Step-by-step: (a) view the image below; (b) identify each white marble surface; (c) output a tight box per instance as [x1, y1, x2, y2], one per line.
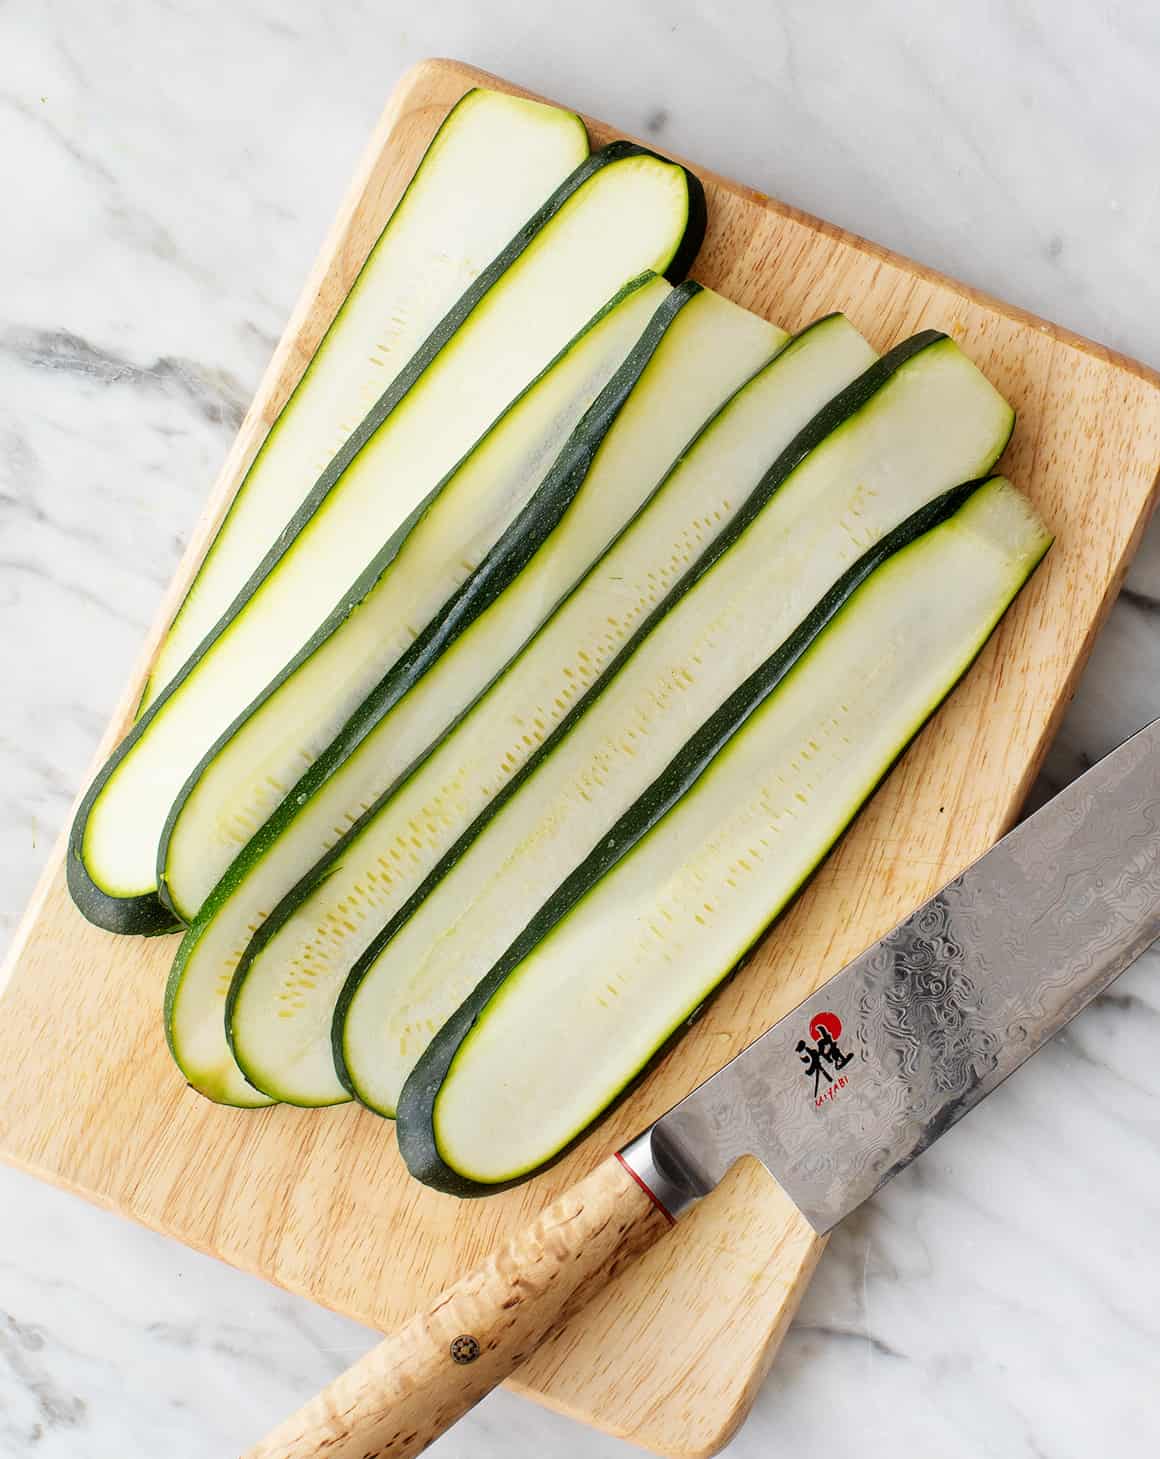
[2, 2, 1159, 1455]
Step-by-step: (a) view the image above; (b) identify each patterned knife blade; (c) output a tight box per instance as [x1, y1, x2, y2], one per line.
[623, 716, 1160, 1232]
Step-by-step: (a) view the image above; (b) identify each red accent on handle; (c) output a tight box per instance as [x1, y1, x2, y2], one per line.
[615, 1151, 676, 1226]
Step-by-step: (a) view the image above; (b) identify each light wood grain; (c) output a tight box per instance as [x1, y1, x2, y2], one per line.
[514, 1158, 822, 1457]
[244, 1155, 669, 1459]
[2, 57, 1159, 1459]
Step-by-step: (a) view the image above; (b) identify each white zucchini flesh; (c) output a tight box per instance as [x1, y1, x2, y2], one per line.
[143, 89, 589, 710]
[423, 479, 1051, 1184]
[233, 314, 879, 1108]
[195, 291, 787, 1107]
[161, 274, 674, 921]
[340, 334, 1015, 1118]
[80, 149, 696, 902]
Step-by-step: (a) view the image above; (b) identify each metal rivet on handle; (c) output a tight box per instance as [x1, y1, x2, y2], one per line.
[450, 1334, 481, 1365]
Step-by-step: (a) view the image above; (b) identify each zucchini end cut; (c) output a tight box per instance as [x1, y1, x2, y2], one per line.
[592, 141, 706, 287]
[67, 813, 180, 937]
[164, 925, 277, 1108]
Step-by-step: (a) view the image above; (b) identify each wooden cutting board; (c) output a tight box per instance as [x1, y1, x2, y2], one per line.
[3, 58, 1160, 1458]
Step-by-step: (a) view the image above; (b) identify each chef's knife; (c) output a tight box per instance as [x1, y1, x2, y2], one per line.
[244, 716, 1160, 1459]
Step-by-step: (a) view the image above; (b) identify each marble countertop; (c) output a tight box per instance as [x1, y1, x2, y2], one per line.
[2, 3, 1159, 1456]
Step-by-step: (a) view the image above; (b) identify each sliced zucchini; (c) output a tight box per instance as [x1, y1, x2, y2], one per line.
[338, 331, 1015, 1120]
[230, 313, 879, 1110]
[398, 476, 1051, 1192]
[141, 89, 591, 713]
[159, 273, 675, 923]
[70, 141, 705, 935]
[171, 286, 787, 1106]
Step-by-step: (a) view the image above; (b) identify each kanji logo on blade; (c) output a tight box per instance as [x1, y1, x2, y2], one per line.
[796, 1011, 854, 1107]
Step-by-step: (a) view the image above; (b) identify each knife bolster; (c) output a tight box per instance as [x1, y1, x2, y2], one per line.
[619, 1124, 713, 1220]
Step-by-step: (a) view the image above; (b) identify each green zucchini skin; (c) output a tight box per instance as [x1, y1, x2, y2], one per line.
[68, 822, 180, 937]
[329, 326, 976, 1100]
[156, 273, 677, 924]
[68, 141, 706, 937]
[396, 477, 1050, 1197]
[165, 281, 704, 1100]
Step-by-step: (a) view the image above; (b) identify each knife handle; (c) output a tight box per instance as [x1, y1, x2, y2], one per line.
[240, 1153, 672, 1459]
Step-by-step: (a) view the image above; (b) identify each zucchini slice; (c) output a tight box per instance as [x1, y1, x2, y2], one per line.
[171, 286, 786, 1106]
[230, 313, 879, 1110]
[159, 272, 675, 923]
[141, 89, 591, 712]
[398, 476, 1051, 1193]
[70, 141, 705, 935]
[337, 331, 1015, 1120]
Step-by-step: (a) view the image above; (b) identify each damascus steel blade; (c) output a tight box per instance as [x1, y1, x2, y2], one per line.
[625, 717, 1160, 1232]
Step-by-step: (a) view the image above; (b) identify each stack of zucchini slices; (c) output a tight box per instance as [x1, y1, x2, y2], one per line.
[70, 87, 1051, 1193]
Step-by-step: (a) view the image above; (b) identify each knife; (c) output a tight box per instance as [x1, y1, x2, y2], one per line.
[243, 716, 1160, 1459]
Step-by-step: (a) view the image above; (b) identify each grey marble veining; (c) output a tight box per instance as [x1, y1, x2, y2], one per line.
[1, 2, 1159, 1455]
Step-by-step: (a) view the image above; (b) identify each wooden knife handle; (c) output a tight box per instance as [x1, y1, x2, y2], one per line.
[241, 1153, 671, 1459]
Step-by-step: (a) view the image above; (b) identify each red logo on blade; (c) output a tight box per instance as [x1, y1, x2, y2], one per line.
[808, 1011, 843, 1044]
[797, 1010, 854, 1108]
